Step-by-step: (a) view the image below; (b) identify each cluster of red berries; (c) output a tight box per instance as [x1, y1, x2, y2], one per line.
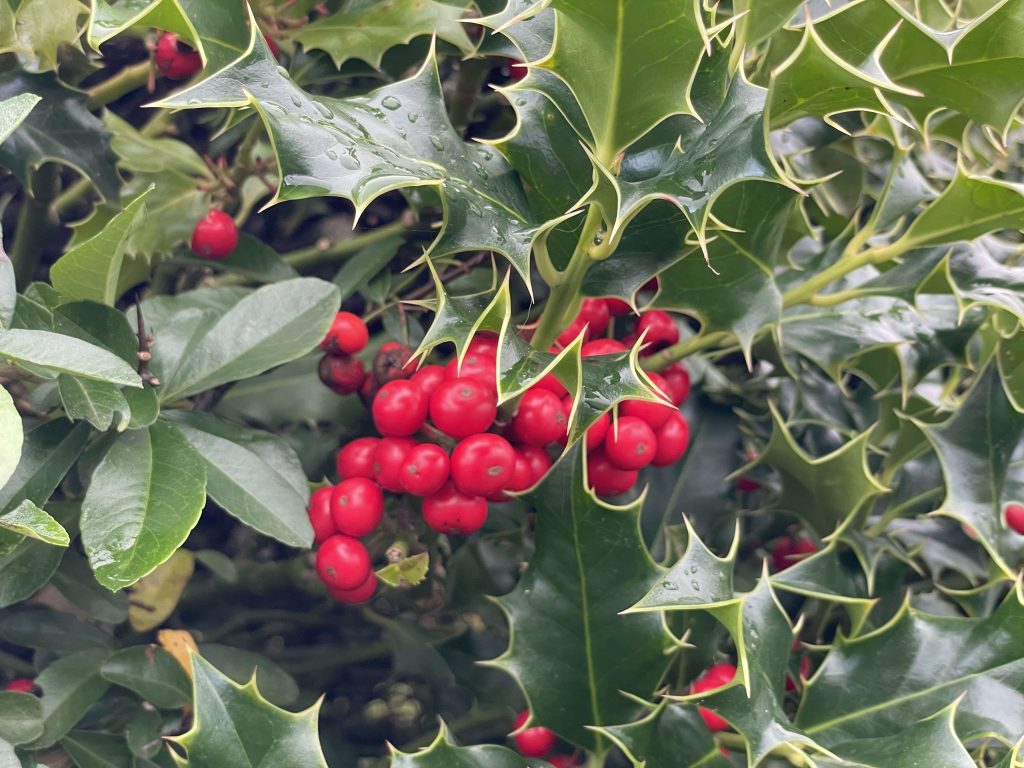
[510, 710, 577, 765]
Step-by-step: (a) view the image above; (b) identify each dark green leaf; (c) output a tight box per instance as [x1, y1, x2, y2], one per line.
[596, 702, 730, 768]
[101, 646, 192, 710]
[51, 551, 130, 624]
[0, 607, 112, 651]
[62, 730, 134, 768]
[333, 234, 403, 304]
[389, 723, 537, 767]
[0, 329, 141, 387]
[26, 649, 111, 749]
[0, 419, 90, 515]
[197, 644, 299, 708]
[0, 692, 43, 746]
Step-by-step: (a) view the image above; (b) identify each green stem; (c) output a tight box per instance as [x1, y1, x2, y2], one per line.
[448, 58, 492, 136]
[9, 164, 60, 289]
[781, 241, 905, 309]
[49, 177, 92, 218]
[283, 220, 407, 271]
[86, 60, 152, 108]
[644, 330, 730, 371]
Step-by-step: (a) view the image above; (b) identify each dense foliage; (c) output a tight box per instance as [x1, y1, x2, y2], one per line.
[1, 1, 1023, 766]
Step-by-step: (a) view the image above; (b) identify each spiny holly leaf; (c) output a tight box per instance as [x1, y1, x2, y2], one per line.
[287, 0, 474, 69]
[156, 35, 545, 288]
[752, 405, 887, 537]
[389, 722, 543, 767]
[771, 543, 875, 635]
[796, 585, 1024, 746]
[914, 365, 1024, 577]
[732, 0, 804, 53]
[0, 499, 70, 547]
[0, 93, 40, 145]
[489, 445, 669, 752]
[594, 702, 731, 768]
[539, 0, 708, 163]
[478, 0, 554, 63]
[168, 652, 328, 768]
[0, 71, 120, 200]
[0, 0, 86, 73]
[999, 333, 1024, 414]
[946, 242, 1024, 322]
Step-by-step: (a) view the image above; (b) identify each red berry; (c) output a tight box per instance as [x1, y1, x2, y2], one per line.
[581, 338, 627, 357]
[315, 535, 371, 591]
[451, 434, 517, 496]
[321, 312, 369, 356]
[556, 317, 588, 348]
[604, 416, 657, 471]
[518, 444, 552, 485]
[318, 354, 365, 395]
[374, 342, 415, 383]
[154, 33, 202, 80]
[1006, 503, 1024, 535]
[336, 437, 379, 480]
[507, 59, 528, 81]
[330, 478, 384, 537]
[400, 444, 450, 496]
[263, 33, 281, 59]
[411, 364, 446, 399]
[467, 332, 499, 358]
[635, 310, 679, 352]
[308, 486, 336, 545]
[509, 388, 567, 447]
[652, 412, 690, 467]
[512, 710, 556, 758]
[373, 437, 416, 492]
[605, 298, 632, 316]
[535, 371, 568, 398]
[190, 209, 238, 260]
[330, 571, 376, 605]
[585, 411, 610, 451]
[430, 378, 498, 439]
[737, 474, 761, 493]
[662, 362, 691, 405]
[4, 679, 35, 694]
[422, 482, 488, 535]
[586, 449, 639, 497]
[372, 380, 428, 437]
[786, 654, 812, 692]
[578, 298, 610, 336]
[772, 538, 817, 572]
[548, 757, 578, 768]
[489, 449, 536, 502]
[445, 353, 497, 393]
[620, 388, 674, 430]
[691, 664, 736, 732]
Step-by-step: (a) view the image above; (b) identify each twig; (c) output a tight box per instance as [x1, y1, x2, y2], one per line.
[134, 301, 160, 387]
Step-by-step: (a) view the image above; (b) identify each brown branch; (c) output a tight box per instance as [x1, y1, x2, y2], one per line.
[134, 301, 160, 387]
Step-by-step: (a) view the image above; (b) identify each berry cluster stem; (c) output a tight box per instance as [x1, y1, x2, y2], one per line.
[781, 239, 906, 308]
[86, 60, 152, 109]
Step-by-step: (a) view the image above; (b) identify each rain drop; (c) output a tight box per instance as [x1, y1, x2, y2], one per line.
[314, 101, 334, 119]
[661, 581, 679, 591]
[381, 95, 402, 111]
[429, 136, 445, 151]
[407, 112, 419, 123]
[325, 149, 338, 160]
[290, 94, 302, 108]
[276, 65, 289, 78]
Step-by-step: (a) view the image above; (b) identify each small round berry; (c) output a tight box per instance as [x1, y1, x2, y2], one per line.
[400, 444, 450, 497]
[422, 482, 488, 535]
[556, 317, 587, 348]
[374, 342, 414, 383]
[1005, 503, 1024, 535]
[652, 412, 690, 467]
[373, 437, 416, 492]
[691, 664, 736, 732]
[620, 373, 675, 429]
[315, 535, 371, 591]
[512, 710, 556, 758]
[547, 757, 579, 768]
[509, 388, 567, 447]
[411, 364, 446, 399]
[586, 449, 639, 497]
[154, 33, 202, 80]
[605, 297, 633, 316]
[321, 312, 369, 356]
[190, 209, 238, 260]
[451, 434, 517, 496]
[771, 538, 817, 572]
[535, 371, 568, 398]
[467, 332, 499, 358]
[336, 437, 380, 480]
[308, 486, 337, 545]
[581, 338, 627, 357]
[430, 378, 498, 439]
[263, 33, 281, 59]
[330, 571, 377, 605]
[372, 380, 428, 437]
[518, 444, 552, 485]
[506, 59, 528, 81]
[662, 362, 691, 405]
[318, 354, 365, 395]
[635, 310, 679, 352]
[330, 478, 384, 537]
[4, 678, 35, 694]
[585, 411, 610, 451]
[604, 416, 657, 471]
[578, 298, 611, 337]
[489, 449, 535, 502]
[445, 353, 497, 393]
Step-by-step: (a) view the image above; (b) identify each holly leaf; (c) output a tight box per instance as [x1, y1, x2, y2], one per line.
[0, 0, 87, 73]
[0, 499, 69, 547]
[390, 722, 542, 767]
[0, 93, 41, 145]
[489, 445, 669, 752]
[946, 242, 1024, 322]
[595, 702, 731, 768]
[733, 0, 804, 52]
[0, 71, 120, 201]
[771, 543, 876, 635]
[288, 0, 474, 69]
[999, 334, 1024, 414]
[796, 586, 1024, 746]
[168, 652, 328, 768]
[81, 421, 207, 591]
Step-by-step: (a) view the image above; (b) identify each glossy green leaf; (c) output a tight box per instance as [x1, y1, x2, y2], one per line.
[0, 0, 86, 73]
[733, 0, 803, 51]
[0, 247, 13, 331]
[81, 421, 207, 591]
[0, 94, 41, 145]
[389, 722, 539, 767]
[0, 692, 43, 746]
[0, 607, 112, 651]
[490, 446, 668, 752]
[999, 333, 1024, 413]
[101, 646, 192, 709]
[168, 652, 327, 768]
[166, 412, 312, 548]
[0, 329, 141, 387]
[0, 419, 90, 515]
[771, 543, 875, 634]
[197, 644, 300, 708]
[62, 730, 134, 768]
[946, 243, 1024, 322]
[0, 386, 22, 491]
[57, 376, 131, 433]
[51, 551, 130, 624]
[595, 702, 730, 768]
[52, 301, 139, 365]
[0, 500, 69, 547]
[0, 538, 65, 609]
[25, 649, 111, 749]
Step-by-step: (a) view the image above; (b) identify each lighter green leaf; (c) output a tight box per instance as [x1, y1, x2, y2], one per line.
[101, 646, 192, 709]
[61, 730, 134, 768]
[57, 375, 131, 432]
[0, 500, 69, 547]
[0, 93, 41, 145]
[376, 552, 429, 588]
[0, 419, 90, 515]
[0, 692, 44, 746]
[0, 329, 141, 387]
[595, 702, 730, 768]
[25, 649, 111, 749]
[999, 334, 1024, 414]
[0, 385, 22, 491]
[0, 0, 86, 73]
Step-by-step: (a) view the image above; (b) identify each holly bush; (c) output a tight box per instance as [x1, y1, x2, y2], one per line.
[1, 1, 1024, 767]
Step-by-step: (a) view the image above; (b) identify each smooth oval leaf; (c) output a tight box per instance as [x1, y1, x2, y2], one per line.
[101, 646, 192, 710]
[0, 329, 141, 387]
[25, 649, 111, 749]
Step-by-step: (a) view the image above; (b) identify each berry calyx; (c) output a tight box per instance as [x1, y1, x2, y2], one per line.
[321, 312, 369, 356]
[1006, 503, 1024, 534]
[318, 354, 365, 395]
[307, 486, 336, 545]
[315, 534, 372, 591]
[691, 663, 736, 732]
[429, 378, 498, 439]
[422, 482, 488, 535]
[586, 449, 639, 497]
[373, 437, 416, 492]
[604, 416, 657, 471]
[508, 388, 567, 447]
[154, 33, 202, 80]
[372, 380, 428, 437]
[336, 437, 380, 480]
[451, 433, 516, 496]
[190, 209, 238, 261]
[4, 678, 35, 694]
[399, 443, 450, 496]
[330, 477, 384, 537]
[652, 411, 690, 467]
[330, 571, 377, 605]
[512, 710, 557, 758]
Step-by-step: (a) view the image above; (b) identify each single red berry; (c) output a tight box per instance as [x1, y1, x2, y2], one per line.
[662, 362, 691, 405]
[586, 449, 639, 497]
[467, 332, 499, 358]
[154, 32, 202, 80]
[512, 710, 556, 758]
[430, 378, 498, 439]
[411, 364, 446, 399]
[772, 537, 817, 572]
[1005, 503, 1024, 535]
[635, 310, 679, 352]
[606, 297, 633, 316]
[374, 342, 414, 383]
[506, 59, 528, 81]
[372, 380, 428, 437]
[330, 477, 384, 537]
[422, 482, 488, 535]
[691, 664, 736, 732]
[190, 209, 238, 260]
[547, 757, 579, 768]
[318, 354, 365, 395]
[509, 388, 567, 447]
[321, 312, 369, 356]
[518, 444, 552, 485]
[373, 437, 416, 492]
[445, 353, 497, 393]
[315, 535, 371, 591]
[308, 486, 336, 545]
[359, 373, 380, 407]
[786, 654, 812, 692]
[263, 33, 281, 59]
[604, 416, 657, 471]
[451, 433, 517, 496]
[535, 371, 568, 398]
[585, 411, 611, 451]
[641, 278, 659, 292]
[4, 678, 35, 694]
[621, 380, 675, 430]
[578, 298, 611, 337]
[330, 571, 377, 605]
[652, 412, 690, 467]
[581, 338, 627, 357]
[556, 317, 588, 348]
[400, 444, 450, 497]
[336, 437, 380, 480]
[489, 449, 535, 502]
[736, 474, 761, 493]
